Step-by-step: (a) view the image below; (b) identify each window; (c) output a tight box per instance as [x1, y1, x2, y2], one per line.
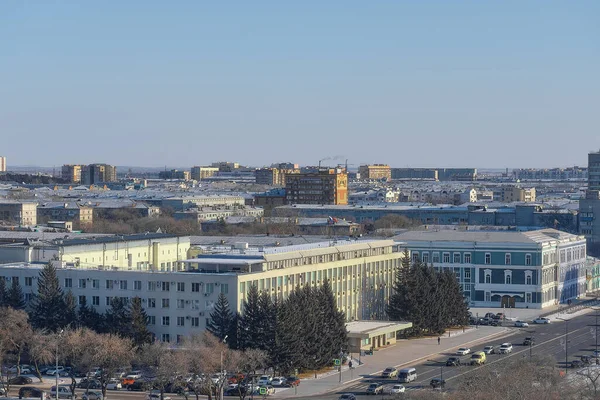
[453, 253, 461, 263]
[177, 282, 185, 292]
[162, 316, 170, 326]
[120, 280, 128, 290]
[220, 284, 229, 294]
[162, 334, 170, 342]
[134, 281, 142, 290]
[78, 296, 86, 305]
[485, 292, 491, 302]
[505, 270, 512, 285]
[484, 269, 492, 284]
[443, 253, 450, 263]
[422, 253, 429, 264]
[92, 279, 99, 289]
[25, 277, 33, 287]
[105, 297, 112, 306]
[161, 282, 170, 291]
[65, 278, 72, 288]
[432, 252, 440, 263]
[162, 298, 170, 308]
[464, 269, 471, 280]
[464, 253, 471, 264]
[526, 293, 532, 303]
[148, 281, 156, 291]
[177, 316, 185, 327]
[177, 299, 185, 309]
[192, 283, 201, 292]
[526, 275, 532, 285]
[205, 283, 215, 295]
[148, 298, 156, 308]
[148, 316, 156, 325]
[106, 280, 114, 290]
[505, 253, 511, 265]
[92, 296, 100, 306]
[525, 254, 532, 266]
[485, 253, 491, 265]
[412, 252, 419, 263]
[78, 279, 86, 289]
[191, 317, 200, 327]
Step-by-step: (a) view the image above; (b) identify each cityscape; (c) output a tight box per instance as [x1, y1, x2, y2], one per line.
[1, 2, 599, 400]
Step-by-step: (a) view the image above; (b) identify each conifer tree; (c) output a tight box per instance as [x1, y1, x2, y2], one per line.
[128, 296, 152, 346]
[0, 277, 7, 307]
[238, 284, 262, 350]
[317, 279, 348, 364]
[206, 292, 234, 342]
[105, 297, 129, 335]
[7, 278, 26, 309]
[64, 290, 78, 327]
[30, 262, 66, 331]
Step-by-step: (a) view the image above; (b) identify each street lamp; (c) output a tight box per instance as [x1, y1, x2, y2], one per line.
[55, 329, 64, 394]
[591, 307, 600, 359]
[220, 335, 228, 400]
[557, 318, 570, 374]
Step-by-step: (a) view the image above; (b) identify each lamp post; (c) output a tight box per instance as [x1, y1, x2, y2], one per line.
[55, 329, 64, 394]
[591, 307, 600, 359]
[220, 335, 228, 400]
[557, 318, 570, 374]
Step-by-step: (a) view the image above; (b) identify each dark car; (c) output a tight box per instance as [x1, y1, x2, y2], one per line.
[285, 376, 300, 387]
[446, 357, 461, 366]
[523, 337, 535, 346]
[490, 320, 502, 327]
[225, 386, 249, 396]
[430, 378, 446, 389]
[9, 376, 33, 385]
[571, 360, 583, 368]
[19, 386, 47, 399]
[366, 382, 383, 395]
[127, 380, 151, 391]
[77, 379, 101, 389]
[581, 355, 593, 365]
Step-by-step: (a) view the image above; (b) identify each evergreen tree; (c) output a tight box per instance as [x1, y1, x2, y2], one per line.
[7, 278, 26, 309]
[105, 297, 130, 335]
[316, 279, 348, 365]
[272, 291, 302, 374]
[238, 284, 262, 350]
[64, 290, 78, 327]
[30, 262, 66, 331]
[206, 292, 235, 341]
[257, 291, 277, 352]
[78, 296, 93, 328]
[0, 277, 8, 307]
[129, 296, 152, 346]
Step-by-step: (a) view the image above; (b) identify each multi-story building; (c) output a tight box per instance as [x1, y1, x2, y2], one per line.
[162, 196, 245, 211]
[285, 168, 348, 205]
[255, 168, 282, 186]
[211, 162, 239, 173]
[61, 164, 82, 183]
[190, 166, 219, 181]
[495, 186, 537, 203]
[173, 206, 264, 223]
[396, 229, 588, 309]
[390, 168, 477, 181]
[358, 164, 392, 181]
[513, 167, 588, 181]
[0, 156, 6, 172]
[158, 169, 191, 180]
[0, 201, 37, 226]
[0, 239, 401, 342]
[579, 151, 600, 253]
[82, 164, 117, 185]
[391, 168, 438, 181]
[37, 202, 93, 228]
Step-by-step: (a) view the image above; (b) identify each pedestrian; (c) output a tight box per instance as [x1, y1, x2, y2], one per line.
[349, 360, 353, 369]
[438, 336, 441, 345]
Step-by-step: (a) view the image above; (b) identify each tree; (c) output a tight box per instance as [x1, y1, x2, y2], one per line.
[30, 262, 66, 331]
[128, 296, 152, 347]
[315, 279, 348, 365]
[105, 297, 130, 335]
[207, 293, 235, 342]
[238, 285, 262, 350]
[64, 290, 79, 328]
[0, 277, 7, 307]
[27, 330, 54, 382]
[0, 307, 32, 392]
[78, 298, 106, 332]
[138, 342, 189, 400]
[6, 278, 25, 310]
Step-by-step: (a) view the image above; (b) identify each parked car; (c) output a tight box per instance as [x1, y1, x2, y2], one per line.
[456, 347, 471, 356]
[490, 320, 502, 327]
[338, 394, 357, 400]
[50, 385, 76, 399]
[9, 375, 33, 385]
[499, 343, 513, 354]
[523, 337, 535, 346]
[514, 320, 529, 328]
[77, 379, 101, 389]
[127, 380, 151, 391]
[382, 367, 398, 378]
[147, 390, 171, 400]
[483, 345, 495, 355]
[46, 366, 65, 376]
[81, 391, 103, 400]
[270, 377, 286, 386]
[257, 375, 272, 386]
[430, 378, 446, 389]
[8, 365, 31, 375]
[496, 313, 506, 320]
[446, 357, 461, 366]
[366, 382, 383, 395]
[390, 384, 406, 394]
[581, 355, 593, 365]
[125, 370, 142, 379]
[571, 360, 584, 368]
[534, 317, 551, 324]
[106, 379, 122, 390]
[19, 386, 49, 400]
[484, 312, 496, 319]
[285, 376, 300, 387]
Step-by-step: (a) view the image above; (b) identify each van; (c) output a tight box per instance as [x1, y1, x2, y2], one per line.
[470, 351, 486, 365]
[398, 368, 417, 383]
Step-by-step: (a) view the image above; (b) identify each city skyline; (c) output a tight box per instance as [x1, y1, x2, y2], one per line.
[2, 1, 599, 168]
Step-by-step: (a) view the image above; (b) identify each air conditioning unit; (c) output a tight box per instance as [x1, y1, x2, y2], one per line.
[186, 316, 191, 320]
[199, 282, 204, 285]
[215, 282, 220, 286]
[199, 312, 205, 316]
[142, 298, 147, 302]
[204, 293, 209, 297]
[185, 300, 190, 304]
[157, 281, 161, 285]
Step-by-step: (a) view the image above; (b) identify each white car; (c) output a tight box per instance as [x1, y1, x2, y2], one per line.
[534, 317, 551, 324]
[390, 384, 406, 394]
[106, 379, 122, 390]
[270, 377, 285, 386]
[126, 370, 142, 379]
[456, 347, 471, 356]
[257, 375, 272, 386]
[46, 366, 65, 375]
[515, 320, 529, 327]
[483, 346, 495, 355]
[499, 343, 513, 354]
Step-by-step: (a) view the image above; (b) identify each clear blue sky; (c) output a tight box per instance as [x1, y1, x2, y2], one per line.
[1, 1, 598, 169]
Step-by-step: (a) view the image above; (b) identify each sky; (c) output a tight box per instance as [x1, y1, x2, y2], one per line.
[1, 1, 599, 169]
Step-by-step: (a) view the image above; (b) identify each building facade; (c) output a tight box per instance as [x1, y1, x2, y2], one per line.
[159, 170, 191, 180]
[579, 151, 600, 254]
[0, 156, 6, 172]
[190, 166, 219, 181]
[61, 165, 82, 183]
[255, 168, 282, 186]
[162, 196, 245, 211]
[396, 229, 588, 309]
[37, 202, 93, 228]
[0, 201, 37, 226]
[285, 168, 348, 205]
[358, 165, 392, 181]
[82, 164, 117, 185]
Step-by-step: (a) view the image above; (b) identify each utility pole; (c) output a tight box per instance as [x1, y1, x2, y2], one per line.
[558, 318, 570, 374]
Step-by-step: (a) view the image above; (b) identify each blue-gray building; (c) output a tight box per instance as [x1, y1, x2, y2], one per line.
[394, 229, 588, 309]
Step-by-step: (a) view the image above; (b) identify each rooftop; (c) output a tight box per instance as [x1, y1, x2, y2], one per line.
[55, 232, 183, 247]
[394, 228, 583, 245]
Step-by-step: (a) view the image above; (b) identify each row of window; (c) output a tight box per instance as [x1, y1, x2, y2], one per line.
[151, 316, 201, 328]
[62, 279, 228, 295]
[482, 270, 534, 285]
[412, 251, 533, 266]
[265, 247, 390, 270]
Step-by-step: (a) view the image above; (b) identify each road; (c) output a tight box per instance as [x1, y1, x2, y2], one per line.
[290, 311, 600, 399]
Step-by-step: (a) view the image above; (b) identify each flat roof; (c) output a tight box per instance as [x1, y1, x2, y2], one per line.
[394, 228, 582, 245]
[58, 233, 184, 246]
[346, 321, 413, 338]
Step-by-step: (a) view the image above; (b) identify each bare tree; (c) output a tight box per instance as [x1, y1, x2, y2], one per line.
[138, 342, 189, 400]
[28, 330, 55, 382]
[0, 307, 32, 394]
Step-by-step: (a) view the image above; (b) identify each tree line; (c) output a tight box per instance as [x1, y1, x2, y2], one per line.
[206, 280, 348, 375]
[387, 250, 470, 336]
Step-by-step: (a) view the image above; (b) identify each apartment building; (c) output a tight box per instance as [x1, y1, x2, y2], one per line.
[159, 169, 191, 180]
[358, 164, 392, 181]
[396, 229, 588, 309]
[82, 164, 117, 185]
[0, 201, 37, 226]
[494, 186, 536, 203]
[162, 196, 245, 211]
[61, 165, 82, 183]
[255, 168, 282, 186]
[190, 166, 219, 181]
[579, 151, 600, 252]
[285, 168, 348, 205]
[0, 156, 6, 172]
[37, 202, 93, 228]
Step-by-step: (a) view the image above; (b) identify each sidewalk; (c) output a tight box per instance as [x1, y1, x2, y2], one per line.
[276, 325, 513, 398]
